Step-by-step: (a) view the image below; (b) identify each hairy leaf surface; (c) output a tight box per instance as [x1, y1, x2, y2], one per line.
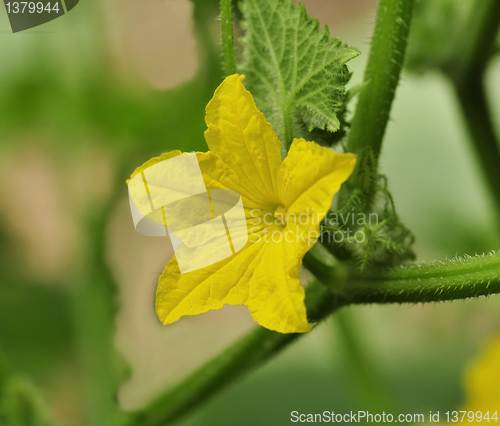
[238, 0, 359, 148]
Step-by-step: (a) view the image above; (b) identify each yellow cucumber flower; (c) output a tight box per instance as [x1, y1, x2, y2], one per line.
[129, 74, 355, 334]
[462, 334, 500, 417]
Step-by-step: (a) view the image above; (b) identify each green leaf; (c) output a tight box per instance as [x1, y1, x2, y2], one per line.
[238, 0, 359, 148]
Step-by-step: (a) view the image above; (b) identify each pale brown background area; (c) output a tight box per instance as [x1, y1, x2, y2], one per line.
[111, 0, 199, 89]
[108, 0, 379, 89]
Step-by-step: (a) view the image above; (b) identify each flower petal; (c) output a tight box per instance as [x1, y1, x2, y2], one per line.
[205, 74, 282, 203]
[245, 237, 312, 333]
[278, 138, 356, 217]
[155, 239, 265, 324]
[128, 150, 269, 213]
[156, 235, 312, 333]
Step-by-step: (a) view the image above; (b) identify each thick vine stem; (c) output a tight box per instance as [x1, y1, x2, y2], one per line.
[220, 0, 237, 76]
[342, 252, 500, 305]
[346, 0, 415, 202]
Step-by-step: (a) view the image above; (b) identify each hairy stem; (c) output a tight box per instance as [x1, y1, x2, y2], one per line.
[220, 0, 237, 76]
[342, 252, 500, 304]
[346, 0, 415, 201]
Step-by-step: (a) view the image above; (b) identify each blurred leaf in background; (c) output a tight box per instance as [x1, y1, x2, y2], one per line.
[406, 0, 473, 74]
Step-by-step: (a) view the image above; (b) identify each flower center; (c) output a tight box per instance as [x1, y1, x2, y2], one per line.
[273, 204, 288, 225]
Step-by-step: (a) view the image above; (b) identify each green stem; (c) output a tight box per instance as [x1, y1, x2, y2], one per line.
[446, 0, 500, 218]
[123, 281, 342, 426]
[446, 0, 500, 83]
[341, 252, 500, 304]
[346, 0, 415, 200]
[454, 78, 500, 218]
[220, 0, 237, 76]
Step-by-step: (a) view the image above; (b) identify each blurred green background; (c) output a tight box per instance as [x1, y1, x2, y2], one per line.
[0, 0, 499, 425]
